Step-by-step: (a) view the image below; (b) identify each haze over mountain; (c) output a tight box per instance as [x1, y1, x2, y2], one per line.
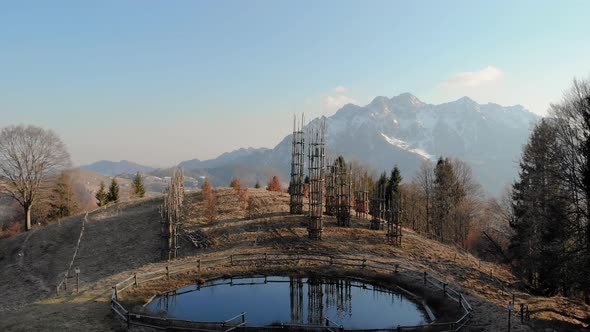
[176, 93, 539, 195]
[80, 160, 156, 176]
[83, 94, 538, 195]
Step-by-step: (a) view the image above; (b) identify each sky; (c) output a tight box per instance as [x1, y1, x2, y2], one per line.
[1, 1, 589, 166]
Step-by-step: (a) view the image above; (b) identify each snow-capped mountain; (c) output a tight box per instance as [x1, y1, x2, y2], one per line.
[178, 93, 539, 194]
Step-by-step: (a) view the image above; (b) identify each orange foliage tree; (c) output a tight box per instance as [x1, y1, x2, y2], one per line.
[266, 175, 282, 192]
[201, 180, 217, 224]
[230, 177, 241, 191]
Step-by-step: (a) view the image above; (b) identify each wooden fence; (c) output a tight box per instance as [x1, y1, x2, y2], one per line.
[111, 252, 474, 331]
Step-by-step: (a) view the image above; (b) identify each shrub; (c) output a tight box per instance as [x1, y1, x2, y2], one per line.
[266, 176, 282, 192]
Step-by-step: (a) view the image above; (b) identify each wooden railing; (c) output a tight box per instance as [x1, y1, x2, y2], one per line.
[111, 252, 474, 331]
[55, 212, 88, 296]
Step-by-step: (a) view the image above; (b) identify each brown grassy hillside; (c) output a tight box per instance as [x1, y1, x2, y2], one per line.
[0, 188, 587, 331]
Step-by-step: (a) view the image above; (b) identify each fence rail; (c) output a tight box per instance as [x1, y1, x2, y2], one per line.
[110, 252, 474, 331]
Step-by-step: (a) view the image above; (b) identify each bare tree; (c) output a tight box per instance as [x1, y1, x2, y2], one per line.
[0, 125, 71, 231]
[415, 160, 434, 237]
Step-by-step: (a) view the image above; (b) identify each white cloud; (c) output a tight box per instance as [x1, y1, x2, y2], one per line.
[440, 66, 504, 88]
[332, 85, 348, 93]
[322, 95, 358, 111]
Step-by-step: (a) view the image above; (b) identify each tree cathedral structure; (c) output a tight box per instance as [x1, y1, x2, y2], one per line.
[289, 114, 306, 215]
[160, 168, 184, 260]
[307, 121, 325, 240]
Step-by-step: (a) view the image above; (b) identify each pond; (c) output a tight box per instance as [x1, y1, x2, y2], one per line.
[146, 276, 428, 329]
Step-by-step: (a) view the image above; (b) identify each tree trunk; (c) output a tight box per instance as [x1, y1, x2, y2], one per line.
[24, 205, 32, 231]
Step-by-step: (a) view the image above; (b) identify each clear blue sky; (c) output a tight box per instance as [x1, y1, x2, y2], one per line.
[1, 1, 589, 166]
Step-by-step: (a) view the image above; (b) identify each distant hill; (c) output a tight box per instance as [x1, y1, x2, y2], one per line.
[80, 160, 156, 176]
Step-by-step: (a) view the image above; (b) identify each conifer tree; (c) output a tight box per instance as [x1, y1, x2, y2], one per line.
[385, 165, 403, 206]
[131, 172, 146, 198]
[510, 119, 569, 294]
[254, 180, 261, 189]
[432, 157, 464, 243]
[107, 177, 120, 203]
[95, 181, 108, 207]
[49, 172, 78, 220]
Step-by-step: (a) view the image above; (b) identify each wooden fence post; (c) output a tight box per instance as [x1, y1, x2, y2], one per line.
[56, 285, 59, 296]
[395, 264, 399, 273]
[166, 266, 169, 279]
[114, 285, 118, 301]
[134, 274, 137, 287]
[443, 283, 447, 297]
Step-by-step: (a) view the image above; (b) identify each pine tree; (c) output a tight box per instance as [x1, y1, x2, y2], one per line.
[131, 172, 146, 198]
[254, 180, 261, 189]
[95, 181, 108, 207]
[49, 172, 78, 220]
[107, 177, 120, 203]
[335, 155, 347, 174]
[386, 165, 403, 204]
[510, 120, 568, 294]
[432, 157, 465, 243]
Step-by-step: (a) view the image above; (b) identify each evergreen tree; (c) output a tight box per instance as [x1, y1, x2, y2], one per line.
[107, 177, 120, 203]
[95, 181, 108, 207]
[335, 155, 347, 174]
[385, 165, 403, 206]
[432, 157, 465, 243]
[510, 120, 568, 294]
[49, 172, 78, 220]
[254, 180, 261, 189]
[130, 172, 146, 198]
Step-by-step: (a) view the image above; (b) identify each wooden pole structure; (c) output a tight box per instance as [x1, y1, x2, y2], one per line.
[160, 168, 185, 260]
[325, 160, 336, 216]
[336, 166, 351, 227]
[386, 190, 403, 246]
[307, 120, 325, 240]
[289, 114, 305, 215]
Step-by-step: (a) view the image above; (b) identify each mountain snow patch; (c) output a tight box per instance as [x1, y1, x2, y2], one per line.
[381, 133, 434, 161]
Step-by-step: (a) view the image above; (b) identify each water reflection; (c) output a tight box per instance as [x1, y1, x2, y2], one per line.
[148, 276, 426, 329]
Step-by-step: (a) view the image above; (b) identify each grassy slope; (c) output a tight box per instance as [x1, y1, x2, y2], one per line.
[0, 188, 587, 332]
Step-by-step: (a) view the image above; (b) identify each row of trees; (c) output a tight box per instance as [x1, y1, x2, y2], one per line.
[510, 78, 589, 300]
[402, 158, 482, 247]
[95, 172, 146, 207]
[95, 178, 120, 207]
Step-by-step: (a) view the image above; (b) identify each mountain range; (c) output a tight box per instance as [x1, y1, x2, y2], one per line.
[80, 93, 539, 195]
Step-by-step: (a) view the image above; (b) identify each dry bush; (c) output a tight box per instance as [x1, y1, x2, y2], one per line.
[246, 196, 255, 219]
[230, 177, 241, 191]
[238, 187, 249, 211]
[3, 221, 23, 236]
[202, 180, 212, 195]
[266, 175, 282, 192]
[201, 180, 217, 224]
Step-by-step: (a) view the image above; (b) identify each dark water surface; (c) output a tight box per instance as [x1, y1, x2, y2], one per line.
[146, 276, 427, 329]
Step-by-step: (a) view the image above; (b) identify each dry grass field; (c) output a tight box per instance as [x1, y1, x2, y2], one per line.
[0, 188, 588, 331]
